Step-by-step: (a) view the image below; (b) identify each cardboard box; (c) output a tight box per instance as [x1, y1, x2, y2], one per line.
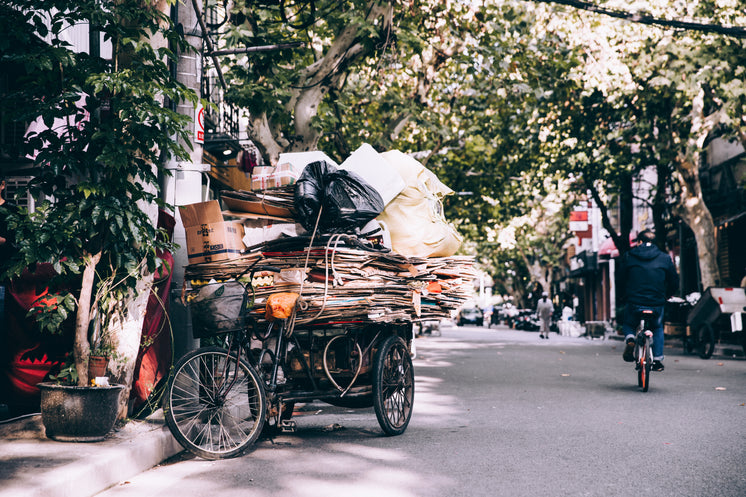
[179, 200, 245, 265]
[208, 164, 253, 192]
[251, 163, 301, 191]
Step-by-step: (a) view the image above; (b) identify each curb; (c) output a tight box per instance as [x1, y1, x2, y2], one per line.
[0, 413, 183, 497]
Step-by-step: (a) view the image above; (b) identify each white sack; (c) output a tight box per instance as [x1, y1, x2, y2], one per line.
[339, 143, 406, 206]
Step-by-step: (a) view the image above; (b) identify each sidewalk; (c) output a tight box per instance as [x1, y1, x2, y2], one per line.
[0, 411, 182, 497]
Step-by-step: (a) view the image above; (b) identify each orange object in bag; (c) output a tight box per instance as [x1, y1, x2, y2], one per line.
[265, 292, 300, 321]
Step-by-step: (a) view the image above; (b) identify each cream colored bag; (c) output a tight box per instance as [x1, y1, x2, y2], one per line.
[377, 151, 462, 258]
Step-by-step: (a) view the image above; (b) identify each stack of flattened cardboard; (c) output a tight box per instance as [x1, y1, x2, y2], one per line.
[220, 186, 295, 221]
[184, 235, 475, 327]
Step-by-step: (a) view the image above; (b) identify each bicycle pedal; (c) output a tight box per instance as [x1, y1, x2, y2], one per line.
[280, 420, 296, 433]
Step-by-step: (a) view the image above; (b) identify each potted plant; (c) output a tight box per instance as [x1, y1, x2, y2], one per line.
[39, 359, 125, 442]
[2, 0, 197, 439]
[33, 276, 127, 441]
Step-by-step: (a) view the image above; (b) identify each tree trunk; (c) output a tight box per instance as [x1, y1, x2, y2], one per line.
[250, 1, 393, 164]
[672, 87, 721, 290]
[673, 157, 720, 289]
[74, 251, 102, 387]
[652, 162, 669, 250]
[107, 165, 162, 419]
[109, 273, 155, 419]
[588, 172, 633, 256]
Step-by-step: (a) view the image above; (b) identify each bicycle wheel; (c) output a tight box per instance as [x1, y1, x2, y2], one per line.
[163, 346, 266, 459]
[697, 324, 715, 359]
[639, 340, 651, 392]
[372, 335, 414, 435]
[635, 341, 644, 388]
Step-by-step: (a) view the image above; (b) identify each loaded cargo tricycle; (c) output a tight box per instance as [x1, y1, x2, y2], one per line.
[162, 154, 474, 459]
[162, 260, 416, 459]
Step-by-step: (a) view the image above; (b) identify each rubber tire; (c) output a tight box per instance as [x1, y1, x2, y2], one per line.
[636, 343, 644, 388]
[642, 342, 653, 392]
[697, 324, 716, 359]
[372, 335, 414, 436]
[637, 342, 651, 392]
[163, 346, 266, 460]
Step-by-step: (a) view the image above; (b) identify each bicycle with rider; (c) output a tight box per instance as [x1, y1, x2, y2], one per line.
[617, 229, 679, 372]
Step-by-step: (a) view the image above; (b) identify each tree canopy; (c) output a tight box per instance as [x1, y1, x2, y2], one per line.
[202, 0, 746, 298]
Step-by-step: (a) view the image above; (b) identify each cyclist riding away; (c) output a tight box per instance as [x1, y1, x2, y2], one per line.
[617, 229, 679, 372]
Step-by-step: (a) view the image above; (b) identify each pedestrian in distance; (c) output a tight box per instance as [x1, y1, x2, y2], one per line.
[617, 229, 679, 372]
[537, 292, 554, 339]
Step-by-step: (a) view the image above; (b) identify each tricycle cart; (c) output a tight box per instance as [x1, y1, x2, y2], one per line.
[163, 235, 473, 459]
[685, 287, 746, 359]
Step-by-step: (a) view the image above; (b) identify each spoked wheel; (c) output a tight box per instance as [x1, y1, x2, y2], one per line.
[372, 335, 414, 435]
[636, 343, 644, 388]
[637, 342, 651, 392]
[163, 346, 266, 460]
[697, 324, 716, 359]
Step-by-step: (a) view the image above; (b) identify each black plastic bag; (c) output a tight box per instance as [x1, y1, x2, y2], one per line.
[294, 160, 384, 233]
[295, 160, 334, 230]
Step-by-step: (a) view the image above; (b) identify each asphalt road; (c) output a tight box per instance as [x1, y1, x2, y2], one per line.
[95, 324, 746, 497]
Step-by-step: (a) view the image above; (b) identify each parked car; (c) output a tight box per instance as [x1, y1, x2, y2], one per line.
[457, 307, 484, 326]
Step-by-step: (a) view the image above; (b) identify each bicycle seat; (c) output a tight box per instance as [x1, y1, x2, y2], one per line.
[636, 309, 659, 330]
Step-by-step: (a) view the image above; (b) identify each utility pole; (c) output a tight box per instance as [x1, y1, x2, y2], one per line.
[162, 0, 209, 355]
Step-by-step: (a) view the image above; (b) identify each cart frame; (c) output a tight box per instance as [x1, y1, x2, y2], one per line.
[162, 264, 415, 459]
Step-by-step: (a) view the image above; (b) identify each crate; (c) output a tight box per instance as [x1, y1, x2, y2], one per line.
[664, 323, 687, 337]
[189, 281, 249, 338]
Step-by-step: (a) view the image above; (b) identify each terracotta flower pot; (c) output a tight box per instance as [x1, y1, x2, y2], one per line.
[38, 382, 124, 442]
[88, 355, 109, 379]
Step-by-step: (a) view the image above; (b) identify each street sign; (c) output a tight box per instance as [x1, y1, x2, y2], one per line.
[569, 210, 588, 232]
[194, 104, 204, 144]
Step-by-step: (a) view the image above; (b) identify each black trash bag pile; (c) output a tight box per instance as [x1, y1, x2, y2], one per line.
[294, 160, 384, 233]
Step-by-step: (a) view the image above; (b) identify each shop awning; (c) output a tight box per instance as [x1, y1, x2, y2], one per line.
[598, 234, 634, 258]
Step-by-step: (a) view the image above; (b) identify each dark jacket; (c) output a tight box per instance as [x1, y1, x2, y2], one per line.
[617, 243, 679, 307]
